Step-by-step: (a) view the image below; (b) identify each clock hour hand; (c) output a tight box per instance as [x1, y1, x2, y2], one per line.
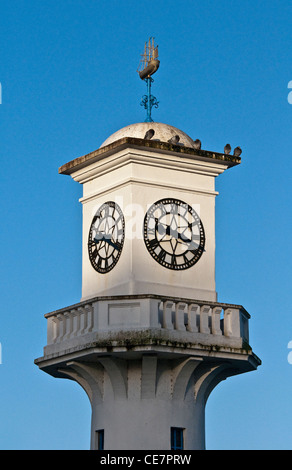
[176, 232, 200, 250]
[94, 232, 119, 250]
[156, 221, 199, 249]
[156, 222, 199, 249]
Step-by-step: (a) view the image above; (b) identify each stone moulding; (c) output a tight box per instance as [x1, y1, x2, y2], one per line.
[58, 137, 241, 176]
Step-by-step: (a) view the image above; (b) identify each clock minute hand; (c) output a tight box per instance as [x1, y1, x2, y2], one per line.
[176, 231, 200, 250]
[167, 226, 200, 250]
[157, 222, 191, 242]
[156, 222, 181, 238]
[94, 232, 119, 250]
[156, 223, 200, 250]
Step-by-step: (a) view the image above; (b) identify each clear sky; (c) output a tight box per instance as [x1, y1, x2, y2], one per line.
[0, 0, 291, 450]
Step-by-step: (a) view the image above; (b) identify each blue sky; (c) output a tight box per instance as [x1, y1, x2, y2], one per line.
[0, 0, 291, 449]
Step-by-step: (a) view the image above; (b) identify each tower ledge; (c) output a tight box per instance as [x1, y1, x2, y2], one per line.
[59, 136, 241, 176]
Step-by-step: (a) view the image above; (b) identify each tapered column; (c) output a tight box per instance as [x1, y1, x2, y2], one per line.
[58, 355, 237, 450]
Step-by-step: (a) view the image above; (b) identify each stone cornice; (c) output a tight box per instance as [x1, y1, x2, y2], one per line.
[59, 137, 241, 176]
[43, 293, 250, 319]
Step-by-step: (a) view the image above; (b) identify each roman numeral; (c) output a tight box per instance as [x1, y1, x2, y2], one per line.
[114, 241, 122, 251]
[148, 238, 159, 250]
[157, 249, 166, 262]
[171, 254, 177, 266]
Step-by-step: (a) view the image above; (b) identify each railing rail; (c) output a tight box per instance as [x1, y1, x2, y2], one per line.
[45, 296, 250, 347]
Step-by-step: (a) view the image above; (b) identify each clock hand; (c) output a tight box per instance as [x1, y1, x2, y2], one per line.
[156, 222, 189, 241]
[177, 232, 205, 251]
[156, 222, 200, 250]
[176, 231, 199, 248]
[94, 232, 119, 250]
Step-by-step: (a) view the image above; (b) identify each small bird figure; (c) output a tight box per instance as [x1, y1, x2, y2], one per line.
[233, 146, 242, 157]
[168, 134, 180, 144]
[224, 143, 231, 155]
[193, 139, 201, 150]
[144, 129, 155, 140]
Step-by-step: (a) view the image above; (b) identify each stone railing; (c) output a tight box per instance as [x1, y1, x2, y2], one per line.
[44, 295, 250, 350]
[160, 299, 249, 342]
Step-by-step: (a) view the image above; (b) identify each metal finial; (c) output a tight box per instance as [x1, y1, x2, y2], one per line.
[137, 37, 160, 122]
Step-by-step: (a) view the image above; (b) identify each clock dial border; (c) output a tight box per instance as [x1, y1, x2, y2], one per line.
[88, 201, 125, 274]
[143, 198, 205, 271]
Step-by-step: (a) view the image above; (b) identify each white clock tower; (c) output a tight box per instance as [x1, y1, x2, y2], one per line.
[35, 41, 261, 450]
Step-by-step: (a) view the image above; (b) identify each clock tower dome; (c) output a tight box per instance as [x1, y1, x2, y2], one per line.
[35, 40, 261, 450]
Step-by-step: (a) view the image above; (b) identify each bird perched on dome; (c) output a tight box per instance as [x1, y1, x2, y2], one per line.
[224, 144, 231, 155]
[193, 139, 201, 150]
[233, 146, 242, 157]
[144, 129, 155, 140]
[168, 134, 180, 144]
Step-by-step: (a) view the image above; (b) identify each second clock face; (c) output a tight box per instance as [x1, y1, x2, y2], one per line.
[144, 198, 205, 270]
[88, 201, 125, 273]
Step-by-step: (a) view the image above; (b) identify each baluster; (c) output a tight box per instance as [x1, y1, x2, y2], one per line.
[200, 306, 211, 334]
[175, 302, 186, 331]
[55, 313, 65, 343]
[78, 307, 86, 336]
[224, 307, 240, 338]
[71, 309, 79, 338]
[84, 304, 94, 334]
[211, 307, 223, 335]
[186, 304, 199, 332]
[49, 316, 58, 344]
[63, 311, 73, 340]
[162, 301, 174, 329]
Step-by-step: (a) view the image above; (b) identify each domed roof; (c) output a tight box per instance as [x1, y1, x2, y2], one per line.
[99, 122, 196, 149]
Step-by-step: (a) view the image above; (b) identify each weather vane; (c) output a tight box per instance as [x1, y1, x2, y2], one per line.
[137, 37, 160, 122]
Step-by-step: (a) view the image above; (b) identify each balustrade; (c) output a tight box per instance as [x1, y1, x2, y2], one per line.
[45, 296, 249, 346]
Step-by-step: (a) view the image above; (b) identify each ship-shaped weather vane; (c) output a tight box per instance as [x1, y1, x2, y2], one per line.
[137, 37, 160, 122]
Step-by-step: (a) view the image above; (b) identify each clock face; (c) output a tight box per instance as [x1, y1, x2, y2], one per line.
[143, 198, 205, 270]
[88, 201, 125, 273]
